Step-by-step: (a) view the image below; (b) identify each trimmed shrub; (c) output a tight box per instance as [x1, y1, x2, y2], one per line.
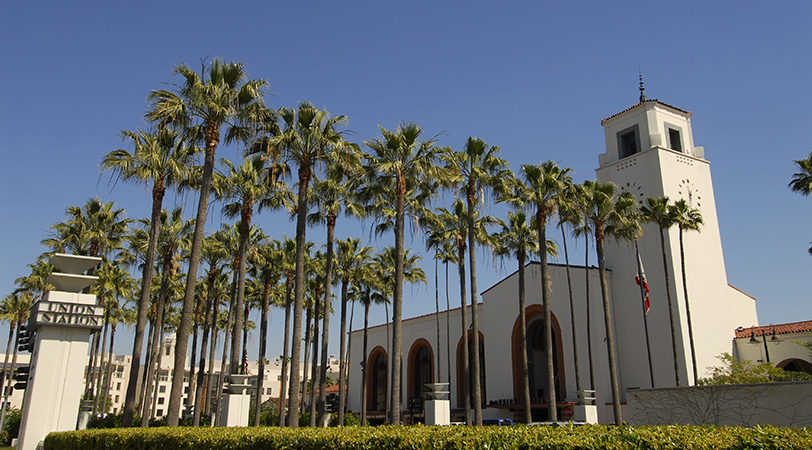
[44, 424, 812, 450]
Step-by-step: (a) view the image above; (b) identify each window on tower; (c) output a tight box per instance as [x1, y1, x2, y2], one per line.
[668, 127, 682, 152]
[617, 124, 640, 159]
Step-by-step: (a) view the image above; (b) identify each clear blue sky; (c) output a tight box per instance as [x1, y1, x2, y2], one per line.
[2, 2, 811, 362]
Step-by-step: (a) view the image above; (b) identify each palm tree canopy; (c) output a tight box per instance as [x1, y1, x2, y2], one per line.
[641, 196, 677, 230]
[584, 180, 641, 241]
[42, 198, 132, 258]
[790, 153, 812, 195]
[101, 127, 194, 192]
[670, 200, 703, 232]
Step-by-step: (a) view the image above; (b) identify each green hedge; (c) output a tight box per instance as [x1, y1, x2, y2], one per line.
[45, 424, 812, 450]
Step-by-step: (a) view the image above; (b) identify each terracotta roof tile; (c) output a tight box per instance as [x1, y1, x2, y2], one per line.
[734, 320, 812, 339]
[600, 100, 692, 125]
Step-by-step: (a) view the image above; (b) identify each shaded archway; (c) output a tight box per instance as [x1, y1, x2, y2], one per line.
[776, 358, 812, 374]
[511, 304, 566, 404]
[407, 339, 434, 407]
[456, 331, 486, 407]
[366, 346, 388, 412]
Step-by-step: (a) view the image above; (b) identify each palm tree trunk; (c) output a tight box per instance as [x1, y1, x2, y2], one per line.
[278, 280, 292, 426]
[390, 177, 406, 425]
[215, 284, 236, 425]
[141, 261, 172, 427]
[0, 321, 18, 430]
[584, 227, 595, 391]
[187, 310, 199, 415]
[384, 302, 391, 424]
[287, 166, 311, 427]
[0, 323, 14, 404]
[93, 315, 110, 415]
[537, 214, 557, 421]
[659, 226, 682, 387]
[562, 228, 582, 394]
[338, 280, 349, 426]
[434, 258, 441, 382]
[308, 290, 322, 426]
[231, 212, 251, 375]
[0, 323, 21, 431]
[149, 324, 166, 421]
[204, 295, 220, 418]
[344, 299, 355, 419]
[457, 246, 470, 425]
[167, 135, 217, 427]
[301, 304, 313, 417]
[193, 285, 215, 426]
[254, 277, 272, 426]
[241, 297, 250, 375]
[122, 180, 165, 427]
[360, 297, 370, 426]
[445, 261, 451, 385]
[101, 323, 117, 414]
[466, 202, 483, 426]
[680, 227, 699, 384]
[318, 219, 336, 426]
[596, 230, 622, 424]
[517, 252, 532, 423]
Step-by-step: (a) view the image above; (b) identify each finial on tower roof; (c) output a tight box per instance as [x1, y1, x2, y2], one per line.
[638, 67, 647, 102]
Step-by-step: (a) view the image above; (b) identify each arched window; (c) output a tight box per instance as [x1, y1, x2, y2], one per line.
[456, 332, 486, 407]
[511, 305, 566, 409]
[367, 347, 388, 412]
[408, 339, 434, 407]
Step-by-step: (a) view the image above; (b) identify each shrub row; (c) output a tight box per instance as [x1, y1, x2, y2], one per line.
[45, 424, 812, 450]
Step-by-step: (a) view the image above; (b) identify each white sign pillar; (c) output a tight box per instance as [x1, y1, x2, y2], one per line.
[218, 374, 253, 427]
[17, 254, 103, 450]
[424, 383, 450, 426]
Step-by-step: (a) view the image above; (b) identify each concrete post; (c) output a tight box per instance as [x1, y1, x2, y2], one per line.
[17, 254, 103, 450]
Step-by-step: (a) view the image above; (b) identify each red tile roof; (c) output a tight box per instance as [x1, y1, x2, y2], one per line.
[734, 320, 812, 339]
[600, 100, 692, 125]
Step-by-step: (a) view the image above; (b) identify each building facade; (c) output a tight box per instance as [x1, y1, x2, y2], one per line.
[347, 95, 759, 424]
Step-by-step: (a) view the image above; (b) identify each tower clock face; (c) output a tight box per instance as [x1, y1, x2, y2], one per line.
[677, 179, 701, 208]
[620, 181, 646, 206]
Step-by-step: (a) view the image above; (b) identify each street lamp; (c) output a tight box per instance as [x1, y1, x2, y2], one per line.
[748, 325, 779, 363]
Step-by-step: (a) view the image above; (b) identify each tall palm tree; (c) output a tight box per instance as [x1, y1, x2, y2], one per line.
[333, 237, 373, 425]
[363, 123, 442, 424]
[492, 211, 538, 422]
[307, 163, 364, 425]
[570, 183, 597, 390]
[0, 290, 32, 430]
[276, 236, 298, 426]
[789, 154, 812, 253]
[248, 237, 282, 425]
[641, 196, 681, 386]
[583, 180, 639, 424]
[442, 137, 508, 425]
[13, 259, 54, 302]
[358, 254, 387, 425]
[670, 199, 703, 384]
[101, 296, 135, 414]
[556, 182, 584, 396]
[499, 161, 569, 421]
[267, 101, 353, 427]
[101, 126, 192, 426]
[430, 200, 496, 424]
[216, 156, 292, 377]
[147, 59, 268, 426]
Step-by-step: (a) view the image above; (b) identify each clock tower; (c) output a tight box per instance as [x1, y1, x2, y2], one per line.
[595, 86, 756, 392]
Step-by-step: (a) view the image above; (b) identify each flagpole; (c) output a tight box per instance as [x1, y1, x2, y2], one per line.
[635, 239, 655, 388]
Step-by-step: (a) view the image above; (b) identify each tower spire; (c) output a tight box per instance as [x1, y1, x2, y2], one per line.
[638, 67, 647, 103]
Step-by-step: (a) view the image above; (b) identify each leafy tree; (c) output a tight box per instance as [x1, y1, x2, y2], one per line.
[699, 353, 812, 385]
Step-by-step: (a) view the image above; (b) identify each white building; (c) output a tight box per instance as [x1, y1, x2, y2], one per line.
[347, 93, 760, 424]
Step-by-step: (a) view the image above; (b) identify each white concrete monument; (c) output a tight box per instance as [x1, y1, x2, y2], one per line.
[17, 254, 103, 450]
[218, 374, 253, 427]
[423, 383, 450, 426]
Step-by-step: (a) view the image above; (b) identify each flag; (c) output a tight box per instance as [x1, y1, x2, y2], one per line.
[635, 253, 651, 315]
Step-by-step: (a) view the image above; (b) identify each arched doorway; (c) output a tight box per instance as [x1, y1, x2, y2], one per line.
[456, 331, 486, 407]
[366, 346, 388, 412]
[511, 304, 565, 407]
